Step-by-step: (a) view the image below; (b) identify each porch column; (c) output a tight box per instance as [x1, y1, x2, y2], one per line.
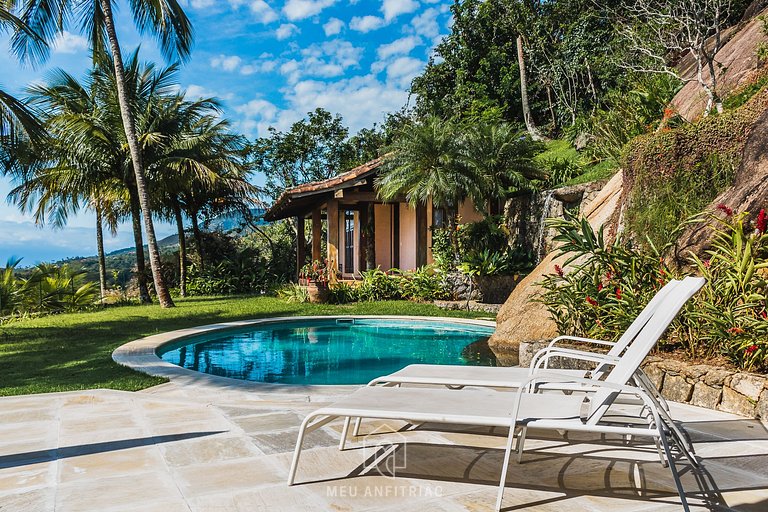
[296, 216, 305, 280]
[326, 199, 340, 282]
[416, 202, 428, 268]
[359, 204, 369, 271]
[311, 208, 322, 262]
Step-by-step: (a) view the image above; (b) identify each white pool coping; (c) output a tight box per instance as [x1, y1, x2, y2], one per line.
[112, 315, 497, 398]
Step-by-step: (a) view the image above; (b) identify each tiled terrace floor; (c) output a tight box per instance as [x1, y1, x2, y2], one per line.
[1, 380, 767, 512]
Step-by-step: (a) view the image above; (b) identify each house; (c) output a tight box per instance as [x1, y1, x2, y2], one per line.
[263, 157, 486, 280]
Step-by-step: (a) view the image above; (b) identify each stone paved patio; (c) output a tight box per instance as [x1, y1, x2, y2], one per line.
[2, 377, 768, 512]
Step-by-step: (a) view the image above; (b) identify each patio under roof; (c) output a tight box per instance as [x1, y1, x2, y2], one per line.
[263, 156, 386, 221]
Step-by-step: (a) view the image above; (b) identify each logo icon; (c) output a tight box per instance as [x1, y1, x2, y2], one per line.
[360, 423, 408, 478]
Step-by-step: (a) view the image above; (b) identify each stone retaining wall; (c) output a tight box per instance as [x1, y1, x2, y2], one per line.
[518, 340, 768, 421]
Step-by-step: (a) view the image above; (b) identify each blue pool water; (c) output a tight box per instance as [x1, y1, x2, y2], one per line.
[158, 318, 496, 385]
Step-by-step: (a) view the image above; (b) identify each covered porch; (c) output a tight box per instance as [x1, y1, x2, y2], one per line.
[264, 157, 439, 280]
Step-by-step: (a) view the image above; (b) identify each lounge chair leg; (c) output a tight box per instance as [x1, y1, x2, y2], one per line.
[495, 421, 517, 512]
[339, 417, 351, 451]
[654, 438, 667, 467]
[353, 417, 362, 437]
[288, 414, 317, 485]
[659, 426, 690, 512]
[515, 426, 527, 463]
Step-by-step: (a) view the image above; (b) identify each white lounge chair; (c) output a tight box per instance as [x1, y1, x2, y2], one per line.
[287, 277, 705, 512]
[352, 279, 692, 450]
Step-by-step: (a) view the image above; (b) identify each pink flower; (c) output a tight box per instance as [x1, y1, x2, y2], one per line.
[756, 209, 766, 234]
[703, 259, 711, 268]
[716, 203, 734, 217]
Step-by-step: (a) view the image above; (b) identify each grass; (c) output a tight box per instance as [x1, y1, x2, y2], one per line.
[0, 296, 489, 397]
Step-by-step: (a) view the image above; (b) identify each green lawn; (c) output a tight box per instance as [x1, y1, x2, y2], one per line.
[0, 296, 489, 397]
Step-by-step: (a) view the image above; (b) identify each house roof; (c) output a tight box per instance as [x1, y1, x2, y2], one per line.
[263, 156, 386, 221]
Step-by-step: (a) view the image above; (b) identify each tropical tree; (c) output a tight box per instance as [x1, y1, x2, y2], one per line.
[461, 122, 545, 208]
[377, 116, 478, 256]
[9, 0, 194, 308]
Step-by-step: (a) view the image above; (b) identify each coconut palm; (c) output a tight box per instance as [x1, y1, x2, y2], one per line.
[9, 0, 194, 308]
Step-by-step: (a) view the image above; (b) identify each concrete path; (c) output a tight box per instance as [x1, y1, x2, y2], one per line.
[1, 381, 767, 511]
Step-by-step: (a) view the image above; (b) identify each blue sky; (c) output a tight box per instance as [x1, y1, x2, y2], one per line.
[0, 0, 452, 265]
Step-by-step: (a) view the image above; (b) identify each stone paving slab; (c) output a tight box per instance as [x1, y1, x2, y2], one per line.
[0, 384, 767, 511]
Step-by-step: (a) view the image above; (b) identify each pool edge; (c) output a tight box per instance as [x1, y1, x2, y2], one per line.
[112, 315, 497, 396]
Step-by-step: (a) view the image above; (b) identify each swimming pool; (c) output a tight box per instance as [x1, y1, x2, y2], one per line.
[157, 317, 496, 385]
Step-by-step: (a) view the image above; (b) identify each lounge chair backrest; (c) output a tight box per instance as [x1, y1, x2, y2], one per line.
[585, 277, 706, 425]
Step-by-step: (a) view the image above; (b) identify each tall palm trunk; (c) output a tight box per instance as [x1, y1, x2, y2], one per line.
[173, 201, 187, 297]
[100, 0, 174, 308]
[128, 186, 152, 303]
[516, 35, 542, 141]
[95, 201, 107, 304]
[190, 212, 205, 272]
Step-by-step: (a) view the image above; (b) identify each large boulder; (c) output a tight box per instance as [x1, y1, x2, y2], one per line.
[672, 9, 768, 121]
[488, 172, 625, 364]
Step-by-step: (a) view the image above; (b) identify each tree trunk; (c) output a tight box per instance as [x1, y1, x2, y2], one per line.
[516, 34, 542, 140]
[191, 212, 205, 271]
[100, 0, 174, 308]
[173, 201, 187, 298]
[128, 186, 152, 304]
[95, 201, 107, 304]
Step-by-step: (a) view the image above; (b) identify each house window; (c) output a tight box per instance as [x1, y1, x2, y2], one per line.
[432, 207, 447, 229]
[344, 210, 355, 274]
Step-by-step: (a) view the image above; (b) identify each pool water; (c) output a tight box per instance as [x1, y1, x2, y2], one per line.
[158, 318, 496, 385]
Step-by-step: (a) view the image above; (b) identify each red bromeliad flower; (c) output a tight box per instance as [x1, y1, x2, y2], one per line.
[615, 287, 622, 300]
[605, 271, 613, 280]
[761, 310, 767, 320]
[586, 296, 598, 306]
[703, 259, 711, 268]
[663, 107, 676, 119]
[597, 283, 604, 292]
[745, 344, 758, 355]
[716, 203, 734, 217]
[756, 209, 767, 234]
[554, 264, 564, 277]
[727, 326, 745, 335]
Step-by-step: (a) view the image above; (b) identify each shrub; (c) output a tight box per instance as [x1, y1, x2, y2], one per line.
[400, 265, 448, 301]
[327, 282, 359, 304]
[538, 216, 672, 342]
[356, 268, 403, 301]
[277, 283, 309, 303]
[685, 210, 768, 371]
[539, 212, 768, 372]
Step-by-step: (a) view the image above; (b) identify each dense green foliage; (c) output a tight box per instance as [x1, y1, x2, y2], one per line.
[540, 213, 768, 372]
[0, 259, 99, 316]
[0, 296, 486, 396]
[622, 88, 768, 248]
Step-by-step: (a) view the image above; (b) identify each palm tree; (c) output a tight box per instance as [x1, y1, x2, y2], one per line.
[461, 122, 545, 209]
[377, 116, 479, 257]
[10, 0, 194, 308]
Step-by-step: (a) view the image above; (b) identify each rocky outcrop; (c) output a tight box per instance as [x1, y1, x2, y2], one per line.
[675, 101, 768, 259]
[488, 172, 625, 363]
[672, 9, 768, 121]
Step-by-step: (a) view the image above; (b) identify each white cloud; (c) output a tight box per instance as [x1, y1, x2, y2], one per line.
[349, 15, 385, 33]
[283, 0, 336, 21]
[248, 0, 278, 23]
[276, 23, 300, 40]
[383, 56, 423, 88]
[240, 59, 277, 75]
[52, 31, 88, 54]
[210, 54, 242, 72]
[323, 17, 344, 36]
[408, 7, 446, 43]
[376, 35, 421, 60]
[382, 0, 419, 22]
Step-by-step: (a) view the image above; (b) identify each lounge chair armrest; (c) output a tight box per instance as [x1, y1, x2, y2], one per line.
[548, 335, 616, 350]
[530, 346, 620, 371]
[520, 372, 656, 409]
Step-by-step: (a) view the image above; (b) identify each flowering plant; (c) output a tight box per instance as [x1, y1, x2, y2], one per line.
[299, 259, 338, 286]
